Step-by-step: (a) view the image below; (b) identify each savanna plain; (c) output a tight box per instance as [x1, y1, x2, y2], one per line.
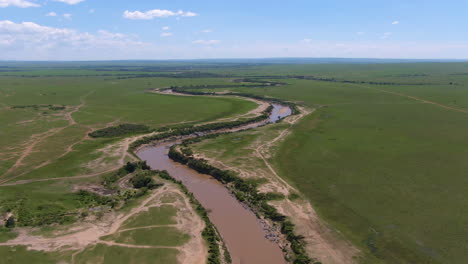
[0, 61, 467, 264]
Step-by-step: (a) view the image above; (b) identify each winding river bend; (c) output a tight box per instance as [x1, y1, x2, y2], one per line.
[137, 100, 292, 264]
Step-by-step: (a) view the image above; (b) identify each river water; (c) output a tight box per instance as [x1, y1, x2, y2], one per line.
[137, 102, 291, 264]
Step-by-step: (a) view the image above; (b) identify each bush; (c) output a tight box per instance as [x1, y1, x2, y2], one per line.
[129, 171, 162, 189]
[5, 217, 15, 228]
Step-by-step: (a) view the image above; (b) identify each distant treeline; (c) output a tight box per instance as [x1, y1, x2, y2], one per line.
[11, 104, 66, 111]
[237, 75, 436, 86]
[168, 144, 313, 264]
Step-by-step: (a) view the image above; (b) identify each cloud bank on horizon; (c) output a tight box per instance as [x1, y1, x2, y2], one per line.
[0, 0, 467, 60]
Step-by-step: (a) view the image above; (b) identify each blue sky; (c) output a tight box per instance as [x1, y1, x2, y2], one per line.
[1, 0, 467, 60]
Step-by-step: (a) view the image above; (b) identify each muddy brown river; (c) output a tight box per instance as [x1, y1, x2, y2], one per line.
[137, 103, 291, 264]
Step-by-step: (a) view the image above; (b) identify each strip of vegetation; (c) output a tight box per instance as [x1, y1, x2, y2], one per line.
[128, 104, 274, 151]
[156, 170, 229, 264]
[241, 75, 436, 86]
[89, 123, 151, 138]
[11, 104, 66, 111]
[168, 144, 314, 264]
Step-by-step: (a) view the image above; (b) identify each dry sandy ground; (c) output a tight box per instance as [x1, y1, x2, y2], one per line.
[0, 183, 207, 264]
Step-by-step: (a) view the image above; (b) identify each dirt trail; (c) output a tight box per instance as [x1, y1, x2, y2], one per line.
[97, 240, 180, 249]
[254, 106, 314, 190]
[0, 123, 135, 187]
[0, 91, 94, 184]
[362, 85, 468, 114]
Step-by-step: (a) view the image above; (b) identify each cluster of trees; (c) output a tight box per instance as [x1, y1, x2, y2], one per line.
[129, 171, 163, 189]
[232, 78, 287, 86]
[89, 124, 151, 138]
[74, 190, 116, 208]
[168, 146, 312, 264]
[155, 170, 229, 264]
[102, 161, 150, 187]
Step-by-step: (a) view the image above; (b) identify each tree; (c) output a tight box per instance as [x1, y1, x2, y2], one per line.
[5, 216, 15, 228]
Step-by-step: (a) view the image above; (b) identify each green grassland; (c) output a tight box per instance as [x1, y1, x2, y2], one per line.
[0, 246, 72, 264]
[102, 227, 189, 247]
[0, 62, 467, 264]
[121, 205, 178, 229]
[75, 244, 179, 264]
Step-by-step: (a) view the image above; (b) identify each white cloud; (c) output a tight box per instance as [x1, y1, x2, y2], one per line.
[0, 0, 40, 8]
[63, 13, 72, 20]
[51, 0, 85, 5]
[182, 11, 197, 17]
[162, 26, 170, 31]
[123, 9, 198, 20]
[192, 39, 220, 45]
[0, 20, 150, 60]
[46, 12, 57, 17]
[160, 32, 173, 37]
[392, 21, 400, 25]
[303, 38, 313, 43]
[200, 29, 213, 33]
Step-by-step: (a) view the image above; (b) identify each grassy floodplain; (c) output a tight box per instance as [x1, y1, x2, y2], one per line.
[0, 61, 467, 264]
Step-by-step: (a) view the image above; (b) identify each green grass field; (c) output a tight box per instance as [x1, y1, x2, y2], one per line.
[75, 244, 179, 264]
[121, 205, 178, 229]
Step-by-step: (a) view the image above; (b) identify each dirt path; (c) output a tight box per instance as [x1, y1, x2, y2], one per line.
[97, 240, 180, 249]
[362, 85, 468, 114]
[254, 106, 314, 190]
[0, 92, 94, 184]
